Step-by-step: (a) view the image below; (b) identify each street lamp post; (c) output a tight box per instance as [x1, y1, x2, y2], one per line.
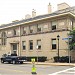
[57, 35, 60, 62]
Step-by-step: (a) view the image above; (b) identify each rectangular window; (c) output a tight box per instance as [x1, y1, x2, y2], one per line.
[4, 39, 6, 45]
[30, 30, 33, 33]
[52, 21, 57, 30]
[29, 26, 33, 33]
[37, 40, 41, 49]
[52, 39, 56, 49]
[37, 24, 42, 32]
[22, 41, 26, 50]
[52, 25, 56, 30]
[13, 29, 16, 35]
[22, 27, 26, 35]
[2, 39, 4, 45]
[29, 40, 33, 50]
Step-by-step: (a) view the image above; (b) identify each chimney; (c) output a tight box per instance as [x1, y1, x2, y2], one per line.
[25, 14, 31, 19]
[32, 9, 36, 17]
[57, 2, 70, 10]
[48, 3, 52, 14]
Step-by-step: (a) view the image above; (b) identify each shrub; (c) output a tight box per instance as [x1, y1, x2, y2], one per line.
[26, 56, 47, 62]
[54, 56, 71, 63]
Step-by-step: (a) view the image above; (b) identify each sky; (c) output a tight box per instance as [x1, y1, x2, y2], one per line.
[0, 0, 75, 25]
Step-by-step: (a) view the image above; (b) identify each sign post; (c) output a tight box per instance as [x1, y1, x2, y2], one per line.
[62, 36, 72, 64]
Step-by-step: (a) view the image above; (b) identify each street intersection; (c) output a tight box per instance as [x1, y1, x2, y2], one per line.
[0, 62, 75, 75]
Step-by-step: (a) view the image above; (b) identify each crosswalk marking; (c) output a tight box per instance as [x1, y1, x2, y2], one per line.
[65, 71, 75, 74]
[48, 67, 75, 75]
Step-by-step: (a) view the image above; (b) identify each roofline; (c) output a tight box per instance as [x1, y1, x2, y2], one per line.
[0, 12, 75, 30]
[57, 2, 70, 7]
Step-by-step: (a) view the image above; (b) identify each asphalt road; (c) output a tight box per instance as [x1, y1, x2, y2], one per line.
[0, 63, 75, 75]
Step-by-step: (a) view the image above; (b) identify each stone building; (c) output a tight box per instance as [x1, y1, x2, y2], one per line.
[0, 3, 75, 62]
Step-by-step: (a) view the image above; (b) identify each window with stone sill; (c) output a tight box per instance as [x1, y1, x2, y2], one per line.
[52, 39, 56, 49]
[22, 27, 26, 35]
[30, 30, 33, 33]
[37, 24, 42, 32]
[52, 25, 56, 30]
[37, 40, 41, 50]
[37, 28, 41, 32]
[13, 29, 17, 36]
[29, 40, 33, 50]
[22, 41, 26, 50]
[23, 30, 26, 35]
[29, 26, 34, 33]
[51, 21, 57, 30]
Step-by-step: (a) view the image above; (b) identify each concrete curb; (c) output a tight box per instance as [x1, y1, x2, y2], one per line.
[24, 62, 75, 66]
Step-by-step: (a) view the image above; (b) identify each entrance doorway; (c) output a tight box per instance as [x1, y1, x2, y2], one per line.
[12, 44, 17, 54]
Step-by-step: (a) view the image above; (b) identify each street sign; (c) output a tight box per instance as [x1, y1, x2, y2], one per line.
[68, 36, 72, 39]
[62, 36, 72, 40]
[62, 38, 68, 40]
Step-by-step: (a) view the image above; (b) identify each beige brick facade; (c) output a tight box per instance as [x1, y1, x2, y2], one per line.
[0, 5, 75, 62]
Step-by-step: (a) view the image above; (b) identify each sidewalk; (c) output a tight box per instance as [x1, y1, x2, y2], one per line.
[24, 62, 75, 66]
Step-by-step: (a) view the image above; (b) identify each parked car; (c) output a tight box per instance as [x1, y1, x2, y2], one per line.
[1, 54, 27, 64]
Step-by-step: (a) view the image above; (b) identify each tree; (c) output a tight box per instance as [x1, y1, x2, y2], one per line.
[69, 29, 75, 50]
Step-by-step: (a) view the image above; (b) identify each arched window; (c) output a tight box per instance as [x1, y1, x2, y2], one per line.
[1, 32, 7, 45]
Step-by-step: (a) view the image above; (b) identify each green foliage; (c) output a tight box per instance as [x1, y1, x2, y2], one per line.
[69, 29, 75, 50]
